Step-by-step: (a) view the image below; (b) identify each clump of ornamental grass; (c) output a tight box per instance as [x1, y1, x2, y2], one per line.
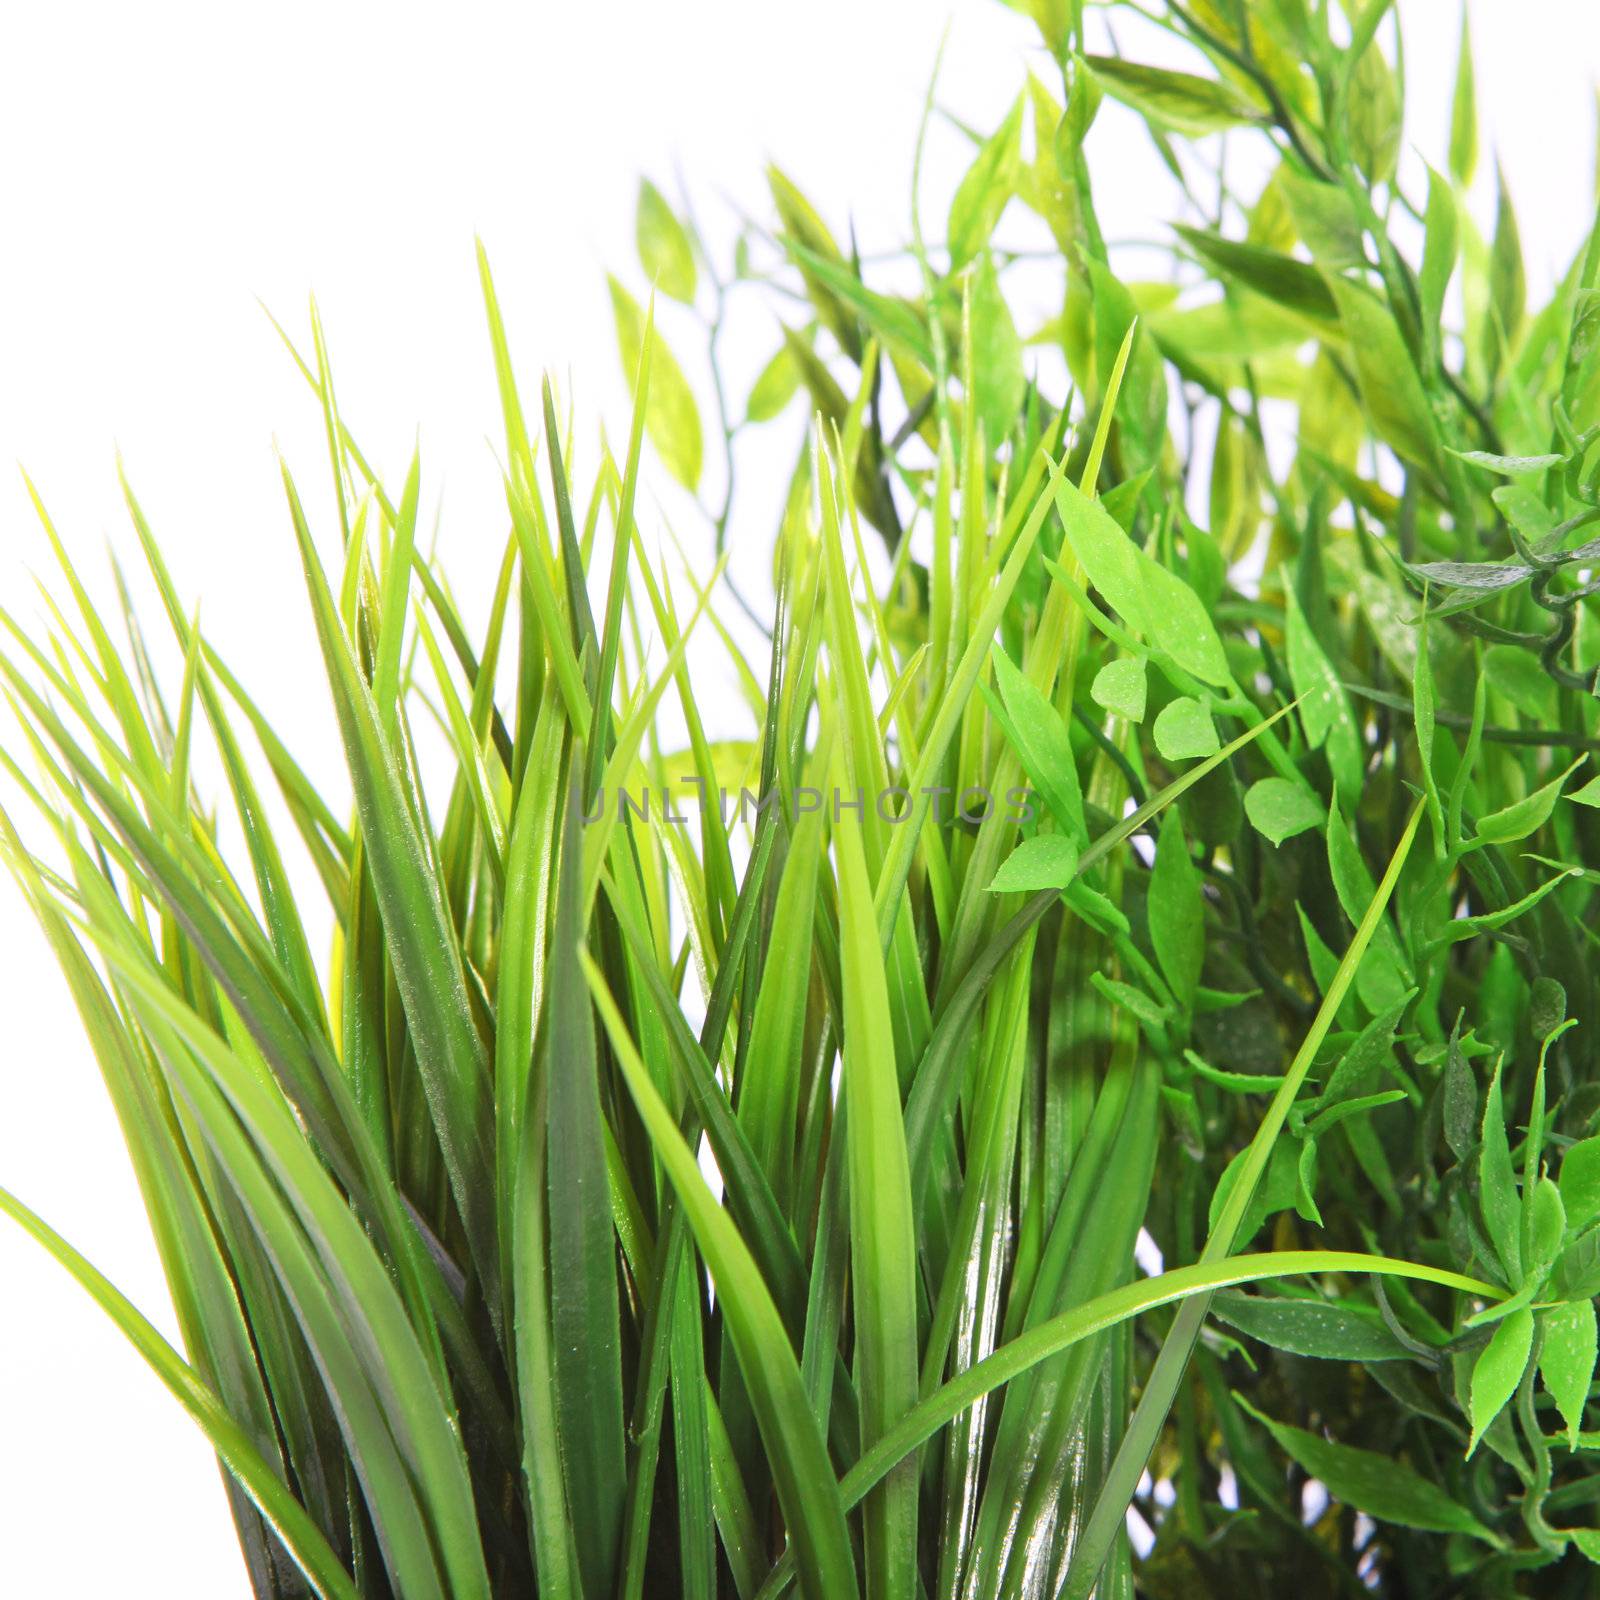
[4, 1, 1600, 1596]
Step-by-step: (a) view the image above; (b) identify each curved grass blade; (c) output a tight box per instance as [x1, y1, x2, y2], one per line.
[74, 898, 490, 1600]
[752, 1248, 1498, 1600]
[0, 1185, 361, 1600]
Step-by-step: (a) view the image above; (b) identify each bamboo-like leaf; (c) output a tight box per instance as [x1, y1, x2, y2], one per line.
[609, 276, 703, 490]
[637, 178, 697, 304]
[1235, 1394, 1500, 1541]
[1084, 54, 1262, 137]
[1469, 1306, 1533, 1455]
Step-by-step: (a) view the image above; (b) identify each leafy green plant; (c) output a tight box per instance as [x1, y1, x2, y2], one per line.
[5, 1, 1600, 1597]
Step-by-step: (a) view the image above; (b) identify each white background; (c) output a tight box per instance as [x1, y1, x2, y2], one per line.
[0, 1, 1594, 1591]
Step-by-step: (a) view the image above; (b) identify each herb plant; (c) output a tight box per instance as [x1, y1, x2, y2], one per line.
[5, 1, 1600, 1596]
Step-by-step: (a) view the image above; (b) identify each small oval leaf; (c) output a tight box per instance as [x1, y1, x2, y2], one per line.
[1244, 777, 1324, 846]
[1153, 697, 1220, 762]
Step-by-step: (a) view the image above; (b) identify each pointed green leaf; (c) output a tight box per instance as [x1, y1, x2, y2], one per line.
[1212, 1292, 1413, 1362]
[1141, 556, 1232, 687]
[1449, 8, 1478, 185]
[1475, 759, 1584, 845]
[1568, 773, 1600, 808]
[1540, 1300, 1598, 1449]
[637, 178, 697, 303]
[609, 276, 703, 490]
[948, 95, 1023, 270]
[832, 759, 919, 1600]
[1326, 278, 1440, 473]
[988, 642, 1086, 844]
[1149, 810, 1203, 1009]
[1083, 54, 1262, 137]
[1284, 576, 1363, 804]
[545, 785, 627, 1597]
[1560, 1136, 1600, 1233]
[746, 341, 803, 423]
[970, 251, 1025, 445]
[1052, 474, 1152, 636]
[1469, 1306, 1534, 1454]
[1235, 1395, 1499, 1540]
[1419, 163, 1460, 342]
[1481, 1057, 1523, 1284]
[1448, 449, 1563, 476]
[990, 833, 1080, 893]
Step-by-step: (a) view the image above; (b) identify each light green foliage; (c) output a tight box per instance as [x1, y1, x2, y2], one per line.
[609, 276, 702, 489]
[636, 179, 698, 304]
[1244, 776, 1323, 845]
[1152, 695, 1219, 760]
[1541, 1299, 1599, 1450]
[1469, 1307, 1534, 1455]
[1149, 811, 1203, 1009]
[1091, 655, 1146, 721]
[968, 251, 1025, 445]
[989, 833, 1079, 892]
[5, 2, 1600, 1597]
[1284, 576, 1363, 804]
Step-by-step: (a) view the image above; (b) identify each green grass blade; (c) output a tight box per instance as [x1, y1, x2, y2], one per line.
[544, 780, 628, 1597]
[0, 1185, 361, 1600]
[753, 1249, 1498, 1600]
[831, 748, 920, 1600]
[283, 458, 501, 1317]
[584, 951, 861, 1600]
